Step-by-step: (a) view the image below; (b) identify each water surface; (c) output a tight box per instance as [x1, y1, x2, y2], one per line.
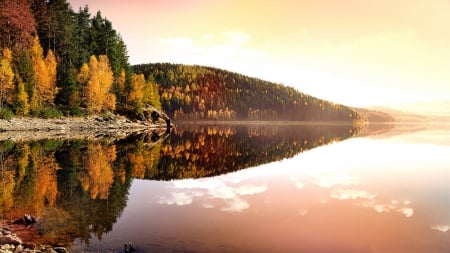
[2, 123, 450, 252]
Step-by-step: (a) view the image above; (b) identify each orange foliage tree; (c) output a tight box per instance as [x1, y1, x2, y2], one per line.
[79, 143, 116, 199]
[30, 37, 58, 111]
[128, 73, 145, 113]
[78, 55, 116, 113]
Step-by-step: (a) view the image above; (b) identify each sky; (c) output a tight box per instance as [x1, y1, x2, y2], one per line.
[68, 0, 450, 112]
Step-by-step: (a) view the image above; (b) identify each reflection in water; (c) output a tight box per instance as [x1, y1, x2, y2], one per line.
[6, 124, 449, 252]
[139, 127, 450, 253]
[147, 124, 361, 180]
[0, 124, 359, 248]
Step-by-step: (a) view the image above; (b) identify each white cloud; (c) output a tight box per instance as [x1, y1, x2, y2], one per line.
[158, 192, 194, 206]
[330, 189, 376, 200]
[398, 207, 414, 218]
[222, 31, 251, 45]
[157, 177, 266, 213]
[235, 185, 267, 196]
[289, 177, 304, 189]
[202, 203, 214, 209]
[431, 225, 450, 233]
[155, 31, 267, 70]
[356, 198, 414, 218]
[209, 184, 236, 199]
[313, 173, 360, 188]
[159, 37, 193, 50]
[222, 198, 250, 212]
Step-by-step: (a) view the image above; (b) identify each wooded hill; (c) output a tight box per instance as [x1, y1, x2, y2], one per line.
[133, 63, 363, 122]
[0, 0, 384, 123]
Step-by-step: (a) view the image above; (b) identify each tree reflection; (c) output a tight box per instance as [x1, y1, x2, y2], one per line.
[139, 124, 362, 180]
[0, 124, 372, 247]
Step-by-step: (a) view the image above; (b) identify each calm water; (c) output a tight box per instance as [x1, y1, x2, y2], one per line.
[1, 123, 450, 252]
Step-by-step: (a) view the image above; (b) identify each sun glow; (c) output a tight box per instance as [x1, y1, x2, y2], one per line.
[69, 0, 450, 111]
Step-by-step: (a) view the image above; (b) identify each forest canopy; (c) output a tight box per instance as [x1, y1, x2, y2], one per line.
[0, 0, 160, 118]
[133, 63, 363, 122]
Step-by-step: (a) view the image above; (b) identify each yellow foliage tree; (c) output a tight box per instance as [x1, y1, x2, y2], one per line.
[15, 78, 30, 116]
[30, 37, 58, 110]
[43, 50, 58, 104]
[143, 79, 161, 110]
[128, 73, 145, 111]
[79, 143, 115, 199]
[115, 68, 126, 103]
[0, 47, 15, 108]
[81, 55, 116, 113]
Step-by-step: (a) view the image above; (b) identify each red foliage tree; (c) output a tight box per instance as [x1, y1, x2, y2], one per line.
[0, 0, 37, 49]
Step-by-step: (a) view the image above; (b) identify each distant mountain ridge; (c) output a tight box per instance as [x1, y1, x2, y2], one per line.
[133, 63, 364, 122]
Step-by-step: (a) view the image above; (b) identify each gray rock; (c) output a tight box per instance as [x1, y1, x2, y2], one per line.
[1, 244, 11, 250]
[14, 244, 23, 253]
[51, 247, 68, 253]
[0, 234, 23, 245]
[1, 228, 11, 235]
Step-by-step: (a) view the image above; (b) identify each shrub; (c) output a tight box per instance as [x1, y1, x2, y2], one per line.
[41, 106, 63, 119]
[0, 107, 14, 120]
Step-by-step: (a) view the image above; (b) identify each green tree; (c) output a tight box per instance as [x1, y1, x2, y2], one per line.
[41, 0, 77, 106]
[15, 76, 30, 116]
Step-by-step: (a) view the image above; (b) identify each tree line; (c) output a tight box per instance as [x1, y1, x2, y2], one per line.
[133, 63, 364, 122]
[0, 0, 160, 118]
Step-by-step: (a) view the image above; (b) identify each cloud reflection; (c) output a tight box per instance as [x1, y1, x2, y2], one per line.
[289, 177, 304, 189]
[330, 189, 376, 200]
[329, 189, 414, 218]
[431, 225, 450, 232]
[358, 198, 414, 218]
[313, 173, 360, 188]
[157, 178, 267, 212]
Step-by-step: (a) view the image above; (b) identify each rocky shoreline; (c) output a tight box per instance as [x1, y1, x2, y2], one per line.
[0, 114, 169, 142]
[1, 219, 67, 253]
[0, 115, 170, 252]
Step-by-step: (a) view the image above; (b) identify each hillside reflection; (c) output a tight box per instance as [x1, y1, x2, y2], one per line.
[0, 124, 366, 247]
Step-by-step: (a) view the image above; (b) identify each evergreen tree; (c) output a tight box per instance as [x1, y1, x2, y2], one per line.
[73, 5, 91, 68]
[43, 0, 77, 106]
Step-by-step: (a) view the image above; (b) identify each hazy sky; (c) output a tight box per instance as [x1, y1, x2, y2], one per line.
[68, 0, 450, 110]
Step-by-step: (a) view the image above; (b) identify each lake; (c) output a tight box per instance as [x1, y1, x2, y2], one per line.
[1, 123, 450, 252]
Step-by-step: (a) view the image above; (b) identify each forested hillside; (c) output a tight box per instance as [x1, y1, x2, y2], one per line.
[0, 0, 160, 118]
[1, 0, 369, 122]
[133, 63, 363, 122]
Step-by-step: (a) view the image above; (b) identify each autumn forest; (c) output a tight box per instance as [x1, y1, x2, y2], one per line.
[0, 0, 160, 118]
[0, 0, 367, 122]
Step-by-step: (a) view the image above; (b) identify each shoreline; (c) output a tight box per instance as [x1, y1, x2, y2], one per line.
[0, 115, 168, 142]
